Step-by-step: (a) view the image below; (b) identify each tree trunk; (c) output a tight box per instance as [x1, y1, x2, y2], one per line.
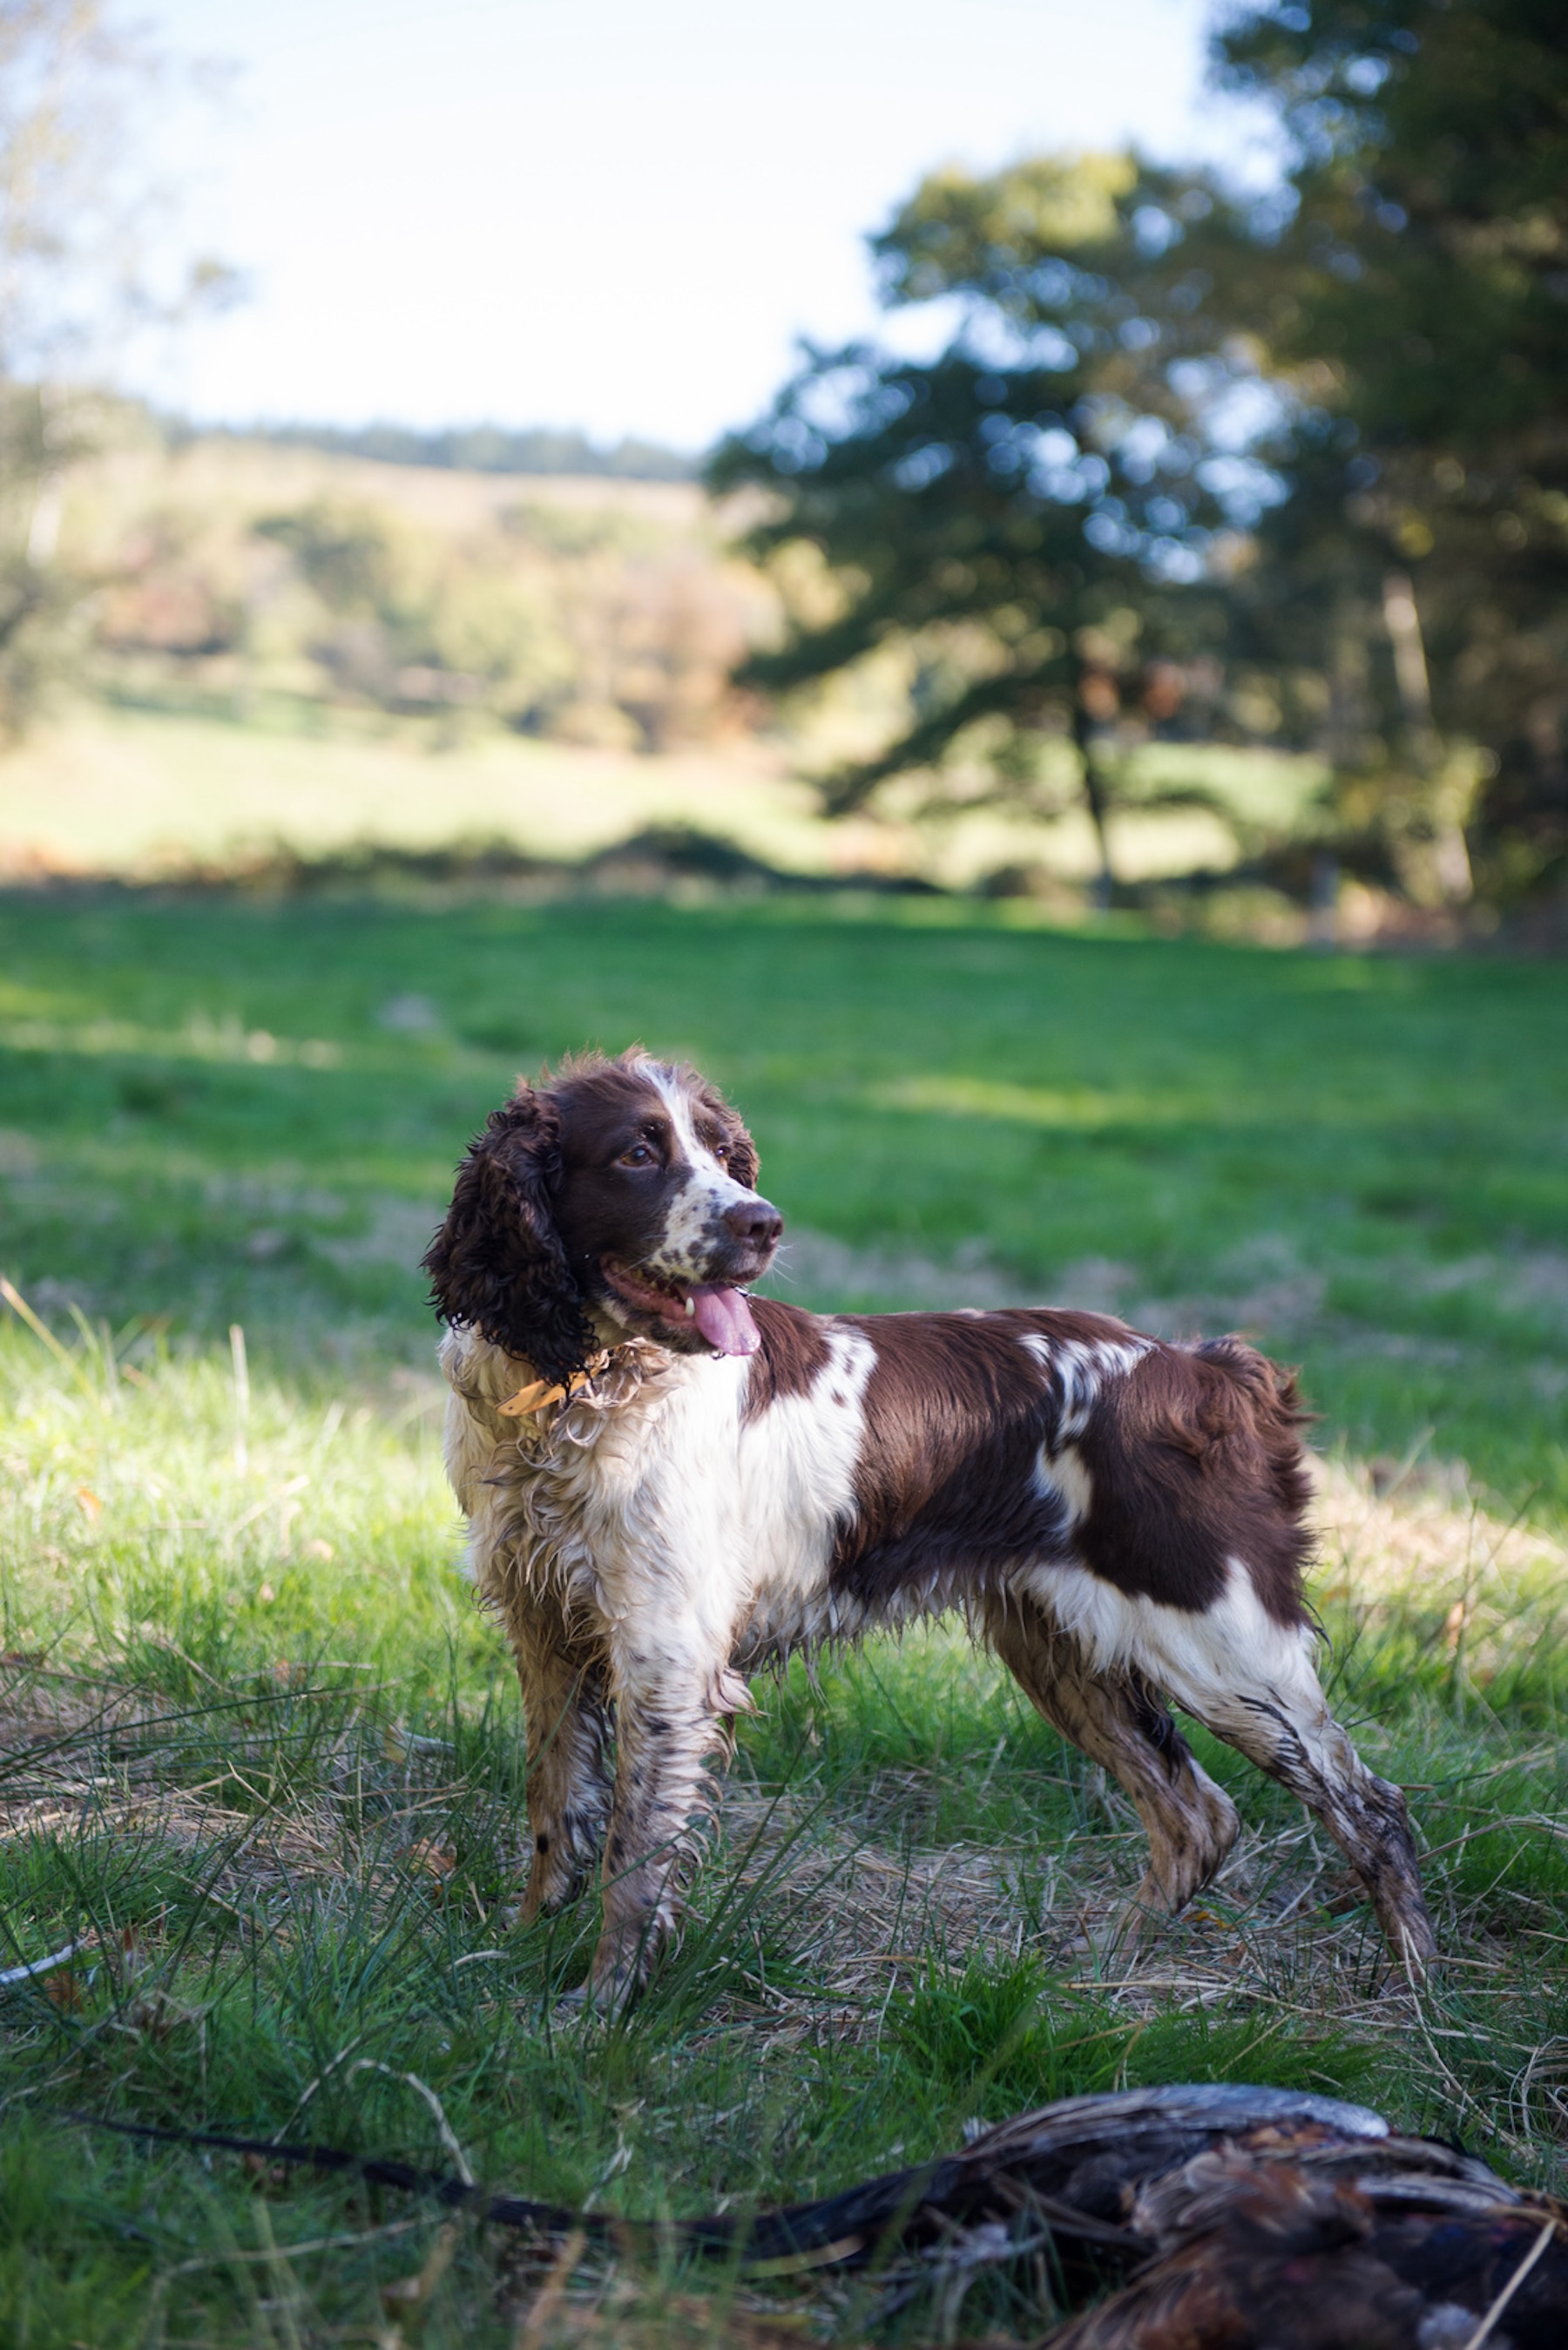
[1070, 660, 1116, 910]
[1382, 569, 1473, 904]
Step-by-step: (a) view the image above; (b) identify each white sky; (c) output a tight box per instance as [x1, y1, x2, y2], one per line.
[136, 0, 1270, 450]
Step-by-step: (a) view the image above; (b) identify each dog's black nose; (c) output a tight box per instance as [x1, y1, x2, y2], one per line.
[725, 1197, 783, 1249]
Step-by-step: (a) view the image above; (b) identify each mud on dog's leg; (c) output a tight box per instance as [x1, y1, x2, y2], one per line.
[1190, 1666, 1436, 1978]
[586, 1628, 747, 2010]
[986, 1597, 1240, 1927]
[510, 1605, 613, 1923]
[1143, 1596, 1436, 1977]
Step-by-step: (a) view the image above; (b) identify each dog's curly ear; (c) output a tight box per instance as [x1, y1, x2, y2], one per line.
[422, 1088, 598, 1381]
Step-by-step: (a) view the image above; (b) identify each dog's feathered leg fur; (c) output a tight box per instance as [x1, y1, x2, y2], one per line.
[510, 1603, 614, 1922]
[1179, 1668, 1436, 1979]
[590, 1630, 749, 2008]
[983, 1597, 1241, 1930]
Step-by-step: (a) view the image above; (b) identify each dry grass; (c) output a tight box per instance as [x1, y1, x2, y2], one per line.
[0, 1317, 1564, 2342]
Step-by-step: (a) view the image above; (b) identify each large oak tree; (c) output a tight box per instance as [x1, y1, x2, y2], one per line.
[713, 2, 1568, 908]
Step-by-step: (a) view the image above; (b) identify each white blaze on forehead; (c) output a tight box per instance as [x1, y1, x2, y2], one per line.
[638, 1059, 720, 1174]
[637, 1057, 765, 1275]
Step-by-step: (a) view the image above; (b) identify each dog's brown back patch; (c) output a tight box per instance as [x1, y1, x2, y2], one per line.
[1076, 1337, 1311, 1623]
[825, 1311, 1095, 1600]
[821, 1310, 1311, 1624]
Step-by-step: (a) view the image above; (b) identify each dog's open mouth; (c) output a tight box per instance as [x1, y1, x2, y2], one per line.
[599, 1257, 760, 1357]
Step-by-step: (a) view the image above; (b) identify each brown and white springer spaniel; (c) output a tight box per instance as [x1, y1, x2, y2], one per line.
[425, 1050, 1435, 2006]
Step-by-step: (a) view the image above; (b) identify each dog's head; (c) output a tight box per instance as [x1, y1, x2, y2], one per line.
[422, 1051, 782, 1381]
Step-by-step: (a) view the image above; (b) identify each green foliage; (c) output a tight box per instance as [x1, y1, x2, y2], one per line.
[0, 4, 240, 742]
[1213, 0, 1568, 897]
[250, 492, 574, 722]
[710, 153, 1247, 891]
[1215, 1, 1568, 444]
[713, 3, 1568, 911]
[0, 381, 95, 737]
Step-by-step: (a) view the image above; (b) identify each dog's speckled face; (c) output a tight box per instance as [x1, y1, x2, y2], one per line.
[551, 1058, 781, 1356]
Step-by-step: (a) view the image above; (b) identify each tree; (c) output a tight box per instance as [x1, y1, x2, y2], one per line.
[1210, 0, 1568, 898]
[709, 156, 1272, 902]
[0, 1, 236, 738]
[715, 4, 1568, 915]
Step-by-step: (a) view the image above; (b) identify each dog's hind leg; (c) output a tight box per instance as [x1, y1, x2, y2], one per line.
[984, 1596, 1240, 1926]
[1159, 1619, 1436, 1980]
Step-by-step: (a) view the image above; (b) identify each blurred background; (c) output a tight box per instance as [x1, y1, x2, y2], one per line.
[1, 0, 1565, 1469]
[0, 0, 1562, 931]
[0, 0, 1562, 1518]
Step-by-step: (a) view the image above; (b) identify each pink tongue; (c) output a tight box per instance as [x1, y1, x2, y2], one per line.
[690, 1284, 760, 1356]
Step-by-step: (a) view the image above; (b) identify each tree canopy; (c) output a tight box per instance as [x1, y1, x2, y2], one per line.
[0, 1, 238, 736]
[1215, 0, 1568, 897]
[711, 1, 1568, 909]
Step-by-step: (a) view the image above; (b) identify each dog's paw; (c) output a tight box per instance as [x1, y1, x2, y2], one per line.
[544, 1971, 639, 2026]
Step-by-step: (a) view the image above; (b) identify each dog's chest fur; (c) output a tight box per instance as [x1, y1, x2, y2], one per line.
[443, 1317, 874, 1670]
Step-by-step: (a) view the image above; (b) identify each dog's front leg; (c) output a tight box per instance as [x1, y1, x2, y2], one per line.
[511, 1603, 613, 1923]
[589, 1619, 747, 2010]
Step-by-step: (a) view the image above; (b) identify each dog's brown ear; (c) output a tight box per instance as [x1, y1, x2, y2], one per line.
[692, 1077, 760, 1190]
[422, 1088, 598, 1381]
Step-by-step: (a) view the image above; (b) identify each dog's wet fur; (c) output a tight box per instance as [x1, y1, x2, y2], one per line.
[426, 1051, 1436, 2006]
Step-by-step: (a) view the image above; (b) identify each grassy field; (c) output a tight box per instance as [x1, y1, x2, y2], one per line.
[1, 889, 1565, 2347]
[0, 701, 1324, 895]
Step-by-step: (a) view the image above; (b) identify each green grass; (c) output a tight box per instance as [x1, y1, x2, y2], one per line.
[2, 890, 1565, 1508]
[1, 889, 1565, 2347]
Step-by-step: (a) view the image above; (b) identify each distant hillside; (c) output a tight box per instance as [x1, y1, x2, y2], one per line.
[193, 419, 699, 481]
[65, 426, 763, 755]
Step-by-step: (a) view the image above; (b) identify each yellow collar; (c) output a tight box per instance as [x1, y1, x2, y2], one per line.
[497, 1350, 612, 1419]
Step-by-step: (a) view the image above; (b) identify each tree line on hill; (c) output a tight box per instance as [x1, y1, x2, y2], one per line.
[206, 420, 696, 483]
[0, 398, 760, 755]
[70, 428, 762, 755]
[713, 0, 1568, 918]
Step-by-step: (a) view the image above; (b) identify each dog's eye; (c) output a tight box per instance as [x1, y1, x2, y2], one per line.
[618, 1142, 655, 1168]
[712, 1141, 728, 1161]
